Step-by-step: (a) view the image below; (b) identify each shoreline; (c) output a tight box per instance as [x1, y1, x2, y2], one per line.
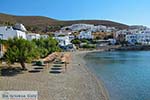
[73, 50, 109, 100]
[116, 45, 150, 51]
[0, 50, 109, 100]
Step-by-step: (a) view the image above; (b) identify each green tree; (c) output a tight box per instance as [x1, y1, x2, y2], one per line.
[32, 37, 61, 58]
[4, 37, 39, 70]
[71, 39, 81, 49]
[4, 21, 14, 26]
[81, 39, 89, 43]
[71, 39, 81, 45]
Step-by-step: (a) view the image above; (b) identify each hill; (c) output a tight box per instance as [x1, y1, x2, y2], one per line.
[0, 13, 129, 33]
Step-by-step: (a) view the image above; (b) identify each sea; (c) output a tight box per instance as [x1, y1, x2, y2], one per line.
[84, 51, 150, 100]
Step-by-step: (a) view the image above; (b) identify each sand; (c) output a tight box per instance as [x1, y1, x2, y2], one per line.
[0, 51, 109, 100]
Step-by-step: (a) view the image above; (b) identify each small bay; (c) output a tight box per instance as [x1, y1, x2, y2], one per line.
[85, 51, 150, 100]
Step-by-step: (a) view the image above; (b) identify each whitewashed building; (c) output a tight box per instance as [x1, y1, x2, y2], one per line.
[125, 34, 137, 44]
[27, 33, 40, 40]
[54, 31, 75, 41]
[55, 36, 72, 46]
[108, 39, 117, 45]
[13, 23, 27, 32]
[61, 24, 116, 33]
[0, 26, 27, 40]
[54, 31, 72, 37]
[41, 34, 49, 39]
[62, 24, 94, 31]
[0, 24, 27, 57]
[126, 33, 150, 45]
[78, 31, 93, 39]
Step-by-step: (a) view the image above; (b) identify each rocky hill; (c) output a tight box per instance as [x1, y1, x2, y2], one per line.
[0, 13, 129, 33]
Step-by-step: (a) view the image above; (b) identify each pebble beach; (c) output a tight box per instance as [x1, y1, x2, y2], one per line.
[0, 51, 109, 100]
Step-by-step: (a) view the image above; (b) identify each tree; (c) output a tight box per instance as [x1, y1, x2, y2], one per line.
[71, 39, 81, 45]
[4, 21, 14, 26]
[71, 39, 81, 49]
[81, 39, 89, 43]
[32, 37, 61, 58]
[4, 37, 39, 70]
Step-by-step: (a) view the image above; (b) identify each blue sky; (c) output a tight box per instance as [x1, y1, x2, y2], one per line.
[0, 0, 150, 26]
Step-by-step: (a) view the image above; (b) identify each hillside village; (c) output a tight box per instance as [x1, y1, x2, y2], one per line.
[0, 23, 150, 57]
[55, 24, 150, 46]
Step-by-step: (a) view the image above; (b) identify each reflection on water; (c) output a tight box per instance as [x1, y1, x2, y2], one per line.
[85, 51, 150, 100]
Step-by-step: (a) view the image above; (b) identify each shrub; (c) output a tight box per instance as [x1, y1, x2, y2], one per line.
[32, 37, 61, 58]
[4, 37, 39, 70]
[82, 44, 96, 48]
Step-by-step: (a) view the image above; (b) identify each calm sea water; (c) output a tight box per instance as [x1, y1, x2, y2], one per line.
[85, 51, 150, 100]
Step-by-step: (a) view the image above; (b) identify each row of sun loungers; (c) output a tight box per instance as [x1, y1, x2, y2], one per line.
[42, 52, 60, 63]
[42, 52, 71, 64]
[29, 52, 71, 74]
[61, 53, 71, 64]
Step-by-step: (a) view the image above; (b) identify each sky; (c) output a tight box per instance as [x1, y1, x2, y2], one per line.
[0, 0, 150, 27]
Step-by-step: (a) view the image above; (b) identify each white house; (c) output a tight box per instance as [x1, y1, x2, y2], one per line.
[26, 33, 40, 40]
[0, 26, 26, 40]
[55, 36, 72, 47]
[125, 34, 137, 44]
[61, 24, 94, 31]
[13, 23, 27, 32]
[61, 24, 117, 33]
[54, 31, 72, 37]
[108, 39, 117, 45]
[54, 31, 75, 41]
[78, 31, 93, 39]
[0, 24, 27, 57]
[69, 35, 75, 41]
[126, 33, 150, 45]
[41, 34, 49, 39]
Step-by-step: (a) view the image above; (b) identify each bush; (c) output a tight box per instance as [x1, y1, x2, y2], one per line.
[82, 44, 96, 48]
[81, 39, 89, 43]
[71, 39, 81, 44]
[32, 37, 61, 58]
[4, 37, 39, 70]
[58, 34, 65, 37]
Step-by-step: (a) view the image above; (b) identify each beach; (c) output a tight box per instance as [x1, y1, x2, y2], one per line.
[0, 51, 109, 100]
